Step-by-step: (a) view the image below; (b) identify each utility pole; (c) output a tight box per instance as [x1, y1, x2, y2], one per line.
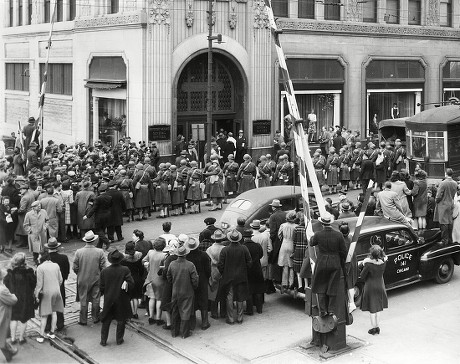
[206, 0, 221, 163]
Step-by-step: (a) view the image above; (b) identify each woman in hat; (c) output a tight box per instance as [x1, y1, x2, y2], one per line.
[360, 245, 388, 335]
[185, 161, 203, 214]
[338, 147, 351, 192]
[35, 251, 64, 342]
[222, 154, 239, 201]
[133, 163, 152, 221]
[75, 181, 96, 235]
[170, 165, 185, 216]
[204, 160, 225, 211]
[153, 163, 172, 218]
[61, 181, 74, 241]
[339, 222, 358, 313]
[411, 169, 428, 230]
[206, 229, 227, 319]
[186, 238, 211, 330]
[292, 214, 310, 293]
[4, 253, 36, 345]
[0, 196, 17, 254]
[277, 211, 298, 292]
[0, 268, 18, 362]
[117, 170, 135, 222]
[143, 237, 167, 325]
[236, 154, 256, 194]
[325, 147, 340, 194]
[159, 239, 180, 330]
[121, 242, 144, 319]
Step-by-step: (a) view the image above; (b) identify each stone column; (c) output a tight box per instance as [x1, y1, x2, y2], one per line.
[377, 0, 386, 23]
[63, 0, 70, 21]
[315, 1, 324, 20]
[13, 0, 19, 26]
[22, 0, 29, 25]
[35, 0, 44, 23]
[93, 96, 99, 144]
[415, 91, 422, 114]
[333, 93, 341, 126]
[289, 0, 298, 18]
[400, 0, 408, 25]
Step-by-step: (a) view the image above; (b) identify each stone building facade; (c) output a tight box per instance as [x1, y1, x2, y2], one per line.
[1, 0, 460, 157]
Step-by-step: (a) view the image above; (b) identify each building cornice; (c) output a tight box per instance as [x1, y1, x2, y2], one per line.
[74, 12, 146, 31]
[277, 20, 460, 40]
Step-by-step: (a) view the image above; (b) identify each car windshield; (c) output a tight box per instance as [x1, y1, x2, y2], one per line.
[230, 199, 252, 211]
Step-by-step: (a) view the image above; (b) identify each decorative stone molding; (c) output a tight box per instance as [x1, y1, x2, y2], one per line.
[346, 0, 362, 22]
[75, 14, 144, 29]
[124, 0, 138, 12]
[229, 2, 237, 29]
[185, 2, 194, 27]
[79, 0, 91, 17]
[148, 0, 171, 25]
[426, 0, 440, 27]
[277, 20, 460, 39]
[253, 0, 269, 29]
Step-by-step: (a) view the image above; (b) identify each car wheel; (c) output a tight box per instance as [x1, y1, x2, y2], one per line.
[434, 257, 454, 284]
[353, 284, 363, 307]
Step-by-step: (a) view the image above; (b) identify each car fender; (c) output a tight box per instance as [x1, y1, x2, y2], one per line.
[419, 243, 460, 278]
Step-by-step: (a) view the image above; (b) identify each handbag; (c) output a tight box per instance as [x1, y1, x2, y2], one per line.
[135, 171, 147, 190]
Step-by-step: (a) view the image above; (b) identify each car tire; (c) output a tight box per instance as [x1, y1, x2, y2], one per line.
[434, 257, 454, 284]
[353, 284, 363, 307]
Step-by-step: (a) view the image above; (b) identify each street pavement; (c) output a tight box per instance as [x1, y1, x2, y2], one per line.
[1, 188, 458, 363]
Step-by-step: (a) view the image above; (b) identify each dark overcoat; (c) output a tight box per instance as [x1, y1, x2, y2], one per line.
[4, 266, 36, 323]
[292, 223, 309, 274]
[186, 249, 211, 311]
[434, 177, 458, 224]
[105, 189, 126, 226]
[268, 209, 287, 264]
[86, 193, 112, 226]
[360, 159, 375, 181]
[167, 257, 199, 320]
[411, 178, 428, 218]
[243, 240, 265, 295]
[100, 264, 134, 322]
[218, 242, 252, 301]
[160, 254, 178, 311]
[310, 226, 347, 296]
[49, 251, 70, 305]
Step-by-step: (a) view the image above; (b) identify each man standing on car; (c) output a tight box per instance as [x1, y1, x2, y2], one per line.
[434, 168, 458, 245]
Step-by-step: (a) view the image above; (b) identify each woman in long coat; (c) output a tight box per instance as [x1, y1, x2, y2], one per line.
[75, 181, 95, 234]
[0, 196, 17, 253]
[390, 171, 412, 218]
[237, 154, 256, 193]
[338, 148, 351, 192]
[0, 268, 18, 362]
[242, 232, 265, 315]
[4, 253, 36, 344]
[223, 155, 239, 198]
[360, 245, 388, 335]
[206, 230, 227, 319]
[160, 240, 179, 330]
[292, 215, 310, 292]
[61, 182, 74, 240]
[326, 147, 340, 194]
[257, 156, 271, 188]
[121, 242, 144, 319]
[277, 211, 298, 291]
[411, 169, 428, 230]
[339, 222, 358, 313]
[35, 252, 64, 342]
[153, 163, 172, 218]
[186, 163, 202, 214]
[205, 161, 225, 211]
[143, 238, 166, 325]
[185, 238, 211, 330]
[170, 165, 185, 216]
[313, 151, 326, 186]
[118, 171, 134, 222]
[133, 164, 152, 220]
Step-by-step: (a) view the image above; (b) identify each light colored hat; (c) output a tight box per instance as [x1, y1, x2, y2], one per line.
[227, 229, 242, 243]
[178, 234, 189, 245]
[269, 199, 282, 208]
[185, 238, 199, 251]
[176, 245, 190, 257]
[318, 212, 333, 225]
[82, 230, 99, 243]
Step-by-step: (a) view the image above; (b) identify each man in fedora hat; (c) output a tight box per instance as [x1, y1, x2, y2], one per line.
[83, 183, 112, 249]
[15, 182, 35, 249]
[198, 217, 218, 252]
[267, 199, 286, 293]
[44, 237, 69, 332]
[99, 249, 134, 346]
[250, 220, 272, 292]
[310, 213, 347, 317]
[106, 180, 126, 243]
[22, 116, 39, 151]
[26, 141, 40, 172]
[218, 229, 252, 325]
[206, 229, 227, 319]
[242, 229, 265, 315]
[186, 238, 211, 331]
[73, 230, 107, 326]
[167, 245, 199, 338]
[338, 202, 355, 219]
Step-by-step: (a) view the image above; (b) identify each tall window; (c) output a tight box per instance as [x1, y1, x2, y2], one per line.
[9, 0, 13, 27]
[273, 0, 288, 17]
[408, 0, 421, 25]
[70, 0, 76, 20]
[440, 0, 452, 27]
[363, 0, 377, 22]
[298, 0, 315, 19]
[39, 64, 73, 95]
[44, 0, 50, 23]
[28, 0, 33, 24]
[324, 0, 340, 21]
[19, 1, 23, 25]
[56, 0, 63, 22]
[110, 0, 120, 14]
[386, 0, 399, 24]
[6, 63, 30, 92]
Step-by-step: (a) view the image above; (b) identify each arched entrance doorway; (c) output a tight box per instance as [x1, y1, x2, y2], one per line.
[175, 52, 246, 157]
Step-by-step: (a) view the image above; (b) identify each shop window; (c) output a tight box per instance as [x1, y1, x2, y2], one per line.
[39, 63, 72, 95]
[110, 0, 119, 14]
[56, 0, 63, 22]
[89, 57, 127, 81]
[5, 63, 29, 91]
[363, 0, 377, 23]
[412, 131, 426, 159]
[427, 132, 445, 161]
[9, 0, 13, 27]
[443, 61, 460, 79]
[440, 0, 452, 27]
[299, 0, 315, 19]
[284, 59, 344, 82]
[408, 0, 421, 25]
[385, 0, 399, 24]
[409, 131, 446, 161]
[28, 0, 33, 25]
[324, 0, 340, 20]
[273, 0, 288, 17]
[44, 0, 50, 23]
[70, 0, 76, 20]
[367, 60, 424, 80]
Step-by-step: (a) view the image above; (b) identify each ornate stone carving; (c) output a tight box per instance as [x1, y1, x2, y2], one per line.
[185, 2, 194, 27]
[148, 0, 171, 25]
[229, 2, 237, 29]
[426, 0, 440, 26]
[277, 20, 460, 39]
[75, 14, 143, 29]
[124, 0, 138, 11]
[346, 0, 362, 22]
[253, 0, 269, 29]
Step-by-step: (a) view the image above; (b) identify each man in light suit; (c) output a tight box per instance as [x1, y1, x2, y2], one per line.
[434, 168, 458, 245]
